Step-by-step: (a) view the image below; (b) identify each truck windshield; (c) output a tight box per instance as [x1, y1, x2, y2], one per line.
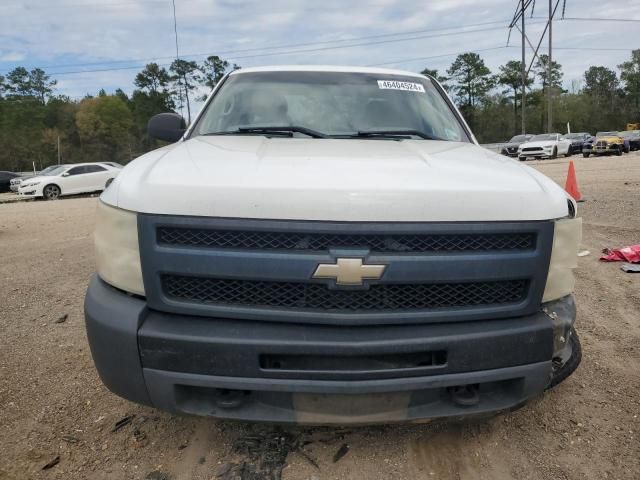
[191, 71, 470, 142]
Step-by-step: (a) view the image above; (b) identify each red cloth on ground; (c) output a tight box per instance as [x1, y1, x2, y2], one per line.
[600, 245, 640, 263]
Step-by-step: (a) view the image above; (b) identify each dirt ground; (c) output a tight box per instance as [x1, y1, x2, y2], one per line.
[1, 153, 639, 480]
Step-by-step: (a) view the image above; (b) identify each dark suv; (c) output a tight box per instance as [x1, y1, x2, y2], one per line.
[562, 133, 592, 155]
[500, 134, 534, 157]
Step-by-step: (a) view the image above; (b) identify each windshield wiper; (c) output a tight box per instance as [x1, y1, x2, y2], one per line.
[205, 126, 327, 138]
[353, 129, 442, 140]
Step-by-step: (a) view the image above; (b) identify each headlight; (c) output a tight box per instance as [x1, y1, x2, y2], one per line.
[94, 200, 144, 295]
[23, 181, 41, 187]
[542, 216, 582, 302]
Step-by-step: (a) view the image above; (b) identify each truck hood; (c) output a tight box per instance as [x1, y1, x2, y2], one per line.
[104, 136, 569, 222]
[595, 135, 622, 143]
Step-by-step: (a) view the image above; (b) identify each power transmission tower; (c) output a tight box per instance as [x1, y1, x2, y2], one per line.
[509, 0, 566, 133]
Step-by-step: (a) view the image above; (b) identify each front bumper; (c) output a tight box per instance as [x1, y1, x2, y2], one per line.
[518, 150, 552, 159]
[501, 148, 519, 157]
[593, 144, 620, 154]
[85, 275, 576, 424]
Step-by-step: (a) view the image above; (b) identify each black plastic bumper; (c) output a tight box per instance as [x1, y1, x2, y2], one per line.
[85, 275, 572, 424]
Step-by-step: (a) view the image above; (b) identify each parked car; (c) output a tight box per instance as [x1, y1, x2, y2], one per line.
[500, 134, 534, 157]
[585, 131, 626, 157]
[518, 133, 572, 160]
[10, 165, 67, 192]
[18, 162, 120, 200]
[561, 133, 591, 155]
[85, 65, 583, 424]
[581, 135, 596, 157]
[619, 130, 640, 151]
[0, 171, 21, 193]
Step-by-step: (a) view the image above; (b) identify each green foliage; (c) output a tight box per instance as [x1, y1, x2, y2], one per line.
[619, 49, 640, 117]
[170, 59, 201, 121]
[4, 67, 56, 104]
[446, 53, 495, 131]
[201, 56, 230, 89]
[135, 62, 173, 95]
[584, 66, 619, 97]
[534, 54, 563, 89]
[447, 53, 495, 108]
[420, 68, 448, 88]
[497, 61, 534, 136]
[75, 95, 134, 162]
[199, 55, 239, 100]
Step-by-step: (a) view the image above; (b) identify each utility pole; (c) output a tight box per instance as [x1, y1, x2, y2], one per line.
[521, 0, 526, 134]
[547, 0, 553, 132]
[172, 0, 187, 122]
[57, 135, 61, 165]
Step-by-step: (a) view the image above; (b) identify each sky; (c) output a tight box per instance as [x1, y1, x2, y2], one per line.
[1, 0, 639, 105]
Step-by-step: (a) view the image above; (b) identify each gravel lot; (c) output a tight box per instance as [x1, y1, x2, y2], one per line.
[1, 153, 639, 480]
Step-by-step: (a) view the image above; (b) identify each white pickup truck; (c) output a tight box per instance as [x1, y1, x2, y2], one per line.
[84, 66, 582, 424]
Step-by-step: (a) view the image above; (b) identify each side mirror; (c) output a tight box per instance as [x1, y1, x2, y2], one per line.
[61, 172, 69, 177]
[147, 113, 187, 142]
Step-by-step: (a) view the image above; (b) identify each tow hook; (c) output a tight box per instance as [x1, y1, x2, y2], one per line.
[214, 389, 251, 409]
[448, 384, 480, 407]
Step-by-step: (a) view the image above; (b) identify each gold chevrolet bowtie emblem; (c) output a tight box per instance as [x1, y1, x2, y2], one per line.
[312, 258, 386, 286]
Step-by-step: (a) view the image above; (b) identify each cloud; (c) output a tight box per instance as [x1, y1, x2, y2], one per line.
[0, 51, 25, 62]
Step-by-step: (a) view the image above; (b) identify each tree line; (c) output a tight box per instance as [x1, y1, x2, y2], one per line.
[0, 50, 639, 172]
[426, 49, 640, 143]
[0, 56, 237, 172]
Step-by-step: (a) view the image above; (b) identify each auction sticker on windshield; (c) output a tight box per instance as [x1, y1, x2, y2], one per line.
[377, 80, 425, 92]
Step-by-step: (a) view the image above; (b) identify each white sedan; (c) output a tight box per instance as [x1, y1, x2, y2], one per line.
[518, 133, 572, 160]
[18, 162, 121, 200]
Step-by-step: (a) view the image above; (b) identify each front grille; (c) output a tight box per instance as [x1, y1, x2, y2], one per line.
[162, 275, 528, 312]
[522, 147, 543, 152]
[157, 227, 535, 253]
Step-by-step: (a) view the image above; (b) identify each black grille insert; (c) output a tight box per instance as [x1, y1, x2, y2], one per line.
[162, 275, 528, 312]
[157, 227, 535, 253]
[260, 350, 447, 372]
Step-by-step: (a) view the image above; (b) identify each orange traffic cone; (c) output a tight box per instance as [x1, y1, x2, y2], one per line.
[564, 161, 582, 202]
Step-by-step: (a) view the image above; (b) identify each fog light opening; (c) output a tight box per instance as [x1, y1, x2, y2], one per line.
[214, 389, 252, 409]
[448, 384, 480, 407]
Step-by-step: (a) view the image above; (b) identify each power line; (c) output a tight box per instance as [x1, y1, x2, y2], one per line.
[507, 45, 635, 52]
[27, 25, 508, 76]
[6, 19, 511, 73]
[532, 16, 640, 22]
[367, 46, 509, 67]
[5, 0, 168, 10]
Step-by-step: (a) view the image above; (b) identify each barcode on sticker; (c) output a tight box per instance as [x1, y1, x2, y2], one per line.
[377, 80, 425, 92]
